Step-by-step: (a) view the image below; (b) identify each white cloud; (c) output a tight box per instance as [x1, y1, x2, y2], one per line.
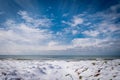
[3, 21, 52, 44]
[62, 13, 69, 17]
[18, 11, 52, 27]
[18, 11, 32, 22]
[62, 15, 84, 27]
[84, 22, 91, 26]
[71, 38, 120, 50]
[72, 38, 100, 47]
[62, 20, 70, 25]
[61, 16, 83, 35]
[71, 16, 83, 27]
[98, 23, 120, 33]
[82, 30, 99, 37]
[48, 41, 58, 46]
[72, 30, 78, 35]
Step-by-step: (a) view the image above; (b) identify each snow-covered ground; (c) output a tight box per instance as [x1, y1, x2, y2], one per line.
[0, 59, 120, 80]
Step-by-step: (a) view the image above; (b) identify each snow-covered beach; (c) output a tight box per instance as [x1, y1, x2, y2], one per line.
[0, 59, 120, 80]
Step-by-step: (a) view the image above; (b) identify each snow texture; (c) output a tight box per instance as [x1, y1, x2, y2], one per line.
[0, 59, 120, 80]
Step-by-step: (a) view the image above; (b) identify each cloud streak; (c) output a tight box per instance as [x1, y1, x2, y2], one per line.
[62, 15, 84, 27]
[18, 11, 52, 28]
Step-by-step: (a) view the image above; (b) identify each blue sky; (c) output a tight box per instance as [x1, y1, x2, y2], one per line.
[0, 0, 120, 55]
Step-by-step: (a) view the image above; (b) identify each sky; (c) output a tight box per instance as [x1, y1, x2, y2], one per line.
[0, 0, 120, 55]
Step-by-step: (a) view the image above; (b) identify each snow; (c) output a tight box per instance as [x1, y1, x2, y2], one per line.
[0, 59, 120, 80]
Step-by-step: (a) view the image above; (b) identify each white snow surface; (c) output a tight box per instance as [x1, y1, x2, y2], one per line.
[0, 59, 120, 80]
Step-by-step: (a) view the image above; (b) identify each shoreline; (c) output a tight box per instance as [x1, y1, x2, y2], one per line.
[0, 55, 120, 61]
[0, 57, 120, 61]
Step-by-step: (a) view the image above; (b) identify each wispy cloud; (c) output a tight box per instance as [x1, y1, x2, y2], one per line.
[71, 16, 84, 27]
[72, 38, 112, 48]
[62, 15, 84, 27]
[82, 30, 99, 37]
[18, 11, 52, 28]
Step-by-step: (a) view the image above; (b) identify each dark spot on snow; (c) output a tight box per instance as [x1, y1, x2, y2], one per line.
[94, 73, 100, 77]
[32, 66, 35, 68]
[9, 78, 23, 80]
[97, 78, 100, 80]
[9, 70, 17, 76]
[65, 74, 70, 76]
[111, 67, 114, 70]
[104, 61, 107, 64]
[79, 76, 82, 79]
[55, 78, 59, 80]
[42, 67, 46, 70]
[77, 72, 80, 75]
[98, 70, 101, 72]
[66, 61, 70, 62]
[75, 69, 79, 72]
[2, 72, 7, 75]
[82, 68, 88, 72]
[65, 74, 73, 80]
[92, 62, 96, 65]
[49, 65, 54, 69]
[39, 68, 46, 74]
[113, 75, 116, 77]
